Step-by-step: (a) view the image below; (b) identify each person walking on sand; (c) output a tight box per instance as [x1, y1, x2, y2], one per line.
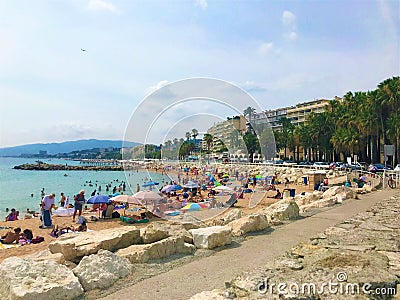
[73, 190, 85, 222]
[40, 193, 55, 228]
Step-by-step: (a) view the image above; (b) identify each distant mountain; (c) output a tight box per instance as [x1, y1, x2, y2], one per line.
[0, 139, 140, 156]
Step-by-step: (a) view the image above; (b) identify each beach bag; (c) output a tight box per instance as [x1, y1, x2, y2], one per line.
[31, 236, 44, 244]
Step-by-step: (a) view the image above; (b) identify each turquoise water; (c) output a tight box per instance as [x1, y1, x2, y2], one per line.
[0, 157, 171, 218]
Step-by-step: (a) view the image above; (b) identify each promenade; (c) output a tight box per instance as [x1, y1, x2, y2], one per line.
[101, 188, 399, 300]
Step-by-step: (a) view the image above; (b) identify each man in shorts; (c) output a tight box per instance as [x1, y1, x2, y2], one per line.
[73, 190, 85, 222]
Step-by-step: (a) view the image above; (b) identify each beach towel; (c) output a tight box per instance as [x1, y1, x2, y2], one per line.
[0, 243, 21, 250]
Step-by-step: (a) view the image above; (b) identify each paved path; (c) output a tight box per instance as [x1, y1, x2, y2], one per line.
[101, 189, 399, 300]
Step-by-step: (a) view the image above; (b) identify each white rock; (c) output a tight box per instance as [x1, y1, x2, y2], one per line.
[49, 226, 141, 261]
[206, 208, 243, 226]
[73, 249, 132, 291]
[189, 226, 232, 249]
[0, 257, 83, 299]
[228, 214, 269, 236]
[322, 186, 354, 199]
[259, 200, 299, 224]
[116, 236, 194, 263]
[140, 223, 170, 244]
[25, 249, 65, 264]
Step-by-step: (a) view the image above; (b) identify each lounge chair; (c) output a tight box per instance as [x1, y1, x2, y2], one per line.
[102, 204, 115, 219]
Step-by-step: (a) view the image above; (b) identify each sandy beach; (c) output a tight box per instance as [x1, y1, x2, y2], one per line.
[0, 178, 317, 263]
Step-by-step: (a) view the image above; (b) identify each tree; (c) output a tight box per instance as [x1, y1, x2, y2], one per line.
[203, 133, 213, 163]
[243, 132, 260, 162]
[191, 129, 199, 140]
[278, 117, 295, 159]
[185, 132, 191, 141]
[243, 106, 256, 125]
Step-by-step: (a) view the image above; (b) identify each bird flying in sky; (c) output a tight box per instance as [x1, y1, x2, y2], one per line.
[81, 49, 87, 52]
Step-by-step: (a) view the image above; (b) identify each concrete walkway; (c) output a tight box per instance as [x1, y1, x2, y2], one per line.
[101, 189, 399, 300]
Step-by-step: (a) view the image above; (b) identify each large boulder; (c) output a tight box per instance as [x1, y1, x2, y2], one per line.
[300, 197, 338, 212]
[259, 200, 299, 225]
[157, 222, 194, 244]
[322, 185, 355, 199]
[206, 209, 243, 226]
[293, 191, 322, 206]
[49, 226, 141, 261]
[25, 249, 65, 264]
[0, 257, 83, 299]
[140, 223, 170, 244]
[228, 214, 269, 236]
[73, 249, 132, 291]
[116, 236, 195, 263]
[189, 226, 232, 249]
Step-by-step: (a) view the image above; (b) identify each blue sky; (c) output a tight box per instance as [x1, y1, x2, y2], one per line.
[0, 0, 399, 147]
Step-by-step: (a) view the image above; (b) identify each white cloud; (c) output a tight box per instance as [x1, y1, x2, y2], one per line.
[258, 42, 274, 55]
[282, 10, 296, 27]
[284, 31, 298, 41]
[87, 0, 119, 13]
[195, 0, 208, 10]
[282, 10, 297, 42]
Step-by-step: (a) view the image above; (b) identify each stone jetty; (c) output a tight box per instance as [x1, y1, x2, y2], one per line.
[13, 163, 123, 171]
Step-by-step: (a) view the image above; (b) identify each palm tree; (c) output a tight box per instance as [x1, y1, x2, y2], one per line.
[203, 133, 213, 163]
[278, 117, 294, 159]
[243, 106, 256, 128]
[191, 129, 199, 140]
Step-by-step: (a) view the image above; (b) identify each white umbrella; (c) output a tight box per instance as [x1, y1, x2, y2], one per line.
[215, 185, 234, 191]
[111, 195, 142, 205]
[132, 190, 162, 205]
[183, 181, 200, 188]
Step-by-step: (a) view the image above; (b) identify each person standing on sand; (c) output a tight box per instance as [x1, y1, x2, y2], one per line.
[73, 190, 85, 222]
[40, 193, 55, 228]
[59, 192, 66, 207]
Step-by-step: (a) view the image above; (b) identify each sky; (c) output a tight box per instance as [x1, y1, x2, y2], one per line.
[0, 0, 399, 148]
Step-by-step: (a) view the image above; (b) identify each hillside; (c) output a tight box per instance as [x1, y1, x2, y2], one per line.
[0, 139, 140, 156]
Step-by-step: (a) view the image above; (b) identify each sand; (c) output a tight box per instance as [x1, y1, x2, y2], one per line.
[0, 174, 343, 263]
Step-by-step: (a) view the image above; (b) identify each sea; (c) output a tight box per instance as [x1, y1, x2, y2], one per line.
[0, 157, 172, 219]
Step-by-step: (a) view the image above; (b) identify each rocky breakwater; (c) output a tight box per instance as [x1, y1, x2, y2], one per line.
[190, 193, 400, 299]
[0, 196, 303, 299]
[13, 163, 123, 171]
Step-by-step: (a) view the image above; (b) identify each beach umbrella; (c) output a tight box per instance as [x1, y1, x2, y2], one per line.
[215, 185, 234, 192]
[181, 203, 207, 211]
[86, 194, 111, 204]
[142, 181, 159, 187]
[161, 185, 175, 193]
[110, 195, 142, 205]
[183, 181, 199, 188]
[132, 190, 162, 205]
